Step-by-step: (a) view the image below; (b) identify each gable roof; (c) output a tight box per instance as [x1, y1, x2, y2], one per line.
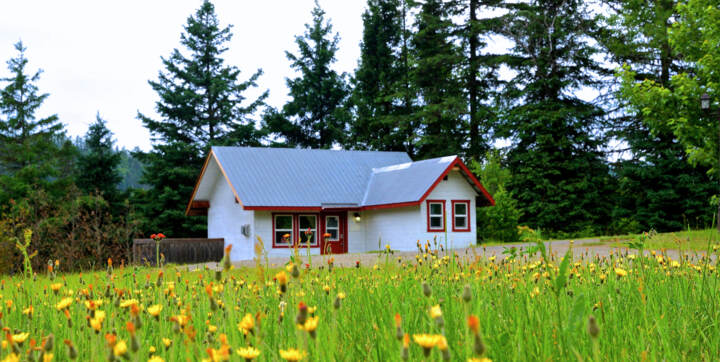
[186, 147, 494, 214]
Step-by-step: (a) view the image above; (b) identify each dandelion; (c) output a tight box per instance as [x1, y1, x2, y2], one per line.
[148, 356, 164, 362]
[237, 346, 261, 361]
[50, 283, 62, 295]
[413, 334, 438, 356]
[279, 348, 306, 361]
[614, 268, 628, 278]
[299, 316, 319, 338]
[113, 340, 128, 358]
[22, 305, 33, 318]
[56, 297, 73, 311]
[430, 305, 444, 328]
[162, 338, 172, 350]
[119, 299, 139, 308]
[11, 332, 29, 345]
[147, 304, 162, 320]
[238, 313, 255, 335]
[276, 271, 288, 294]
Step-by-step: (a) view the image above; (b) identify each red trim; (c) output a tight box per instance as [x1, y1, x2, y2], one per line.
[361, 201, 419, 210]
[271, 213, 320, 248]
[453, 158, 495, 206]
[245, 206, 322, 211]
[451, 200, 471, 232]
[426, 199, 446, 232]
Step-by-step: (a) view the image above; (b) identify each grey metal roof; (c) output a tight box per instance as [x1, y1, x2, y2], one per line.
[361, 155, 458, 206]
[211, 147, 413, 207]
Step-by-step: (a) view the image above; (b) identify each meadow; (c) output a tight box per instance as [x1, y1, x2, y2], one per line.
[1, 237, 719, 361]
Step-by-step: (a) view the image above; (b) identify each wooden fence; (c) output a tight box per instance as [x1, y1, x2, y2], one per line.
[132, 238, 224, 265]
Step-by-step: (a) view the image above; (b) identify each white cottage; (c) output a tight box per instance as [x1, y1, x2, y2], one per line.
[186, 147, 494, 261]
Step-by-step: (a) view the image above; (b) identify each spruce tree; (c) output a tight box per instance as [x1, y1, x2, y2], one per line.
[263, 1, 350, 149]
[350, 0, 419, 155]
[411, 0, 466, 159]
[76, 114, 122, 203]
[137, 0, 268, 236]
[0, 41, 74, 204]
[497, 0, 613, 235]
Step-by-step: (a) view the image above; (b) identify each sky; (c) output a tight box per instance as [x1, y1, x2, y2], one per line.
[0, 0, 368, 151]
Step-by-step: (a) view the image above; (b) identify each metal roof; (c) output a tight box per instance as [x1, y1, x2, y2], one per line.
[361, 156, 458, 206]
[211, 147, 412, 208]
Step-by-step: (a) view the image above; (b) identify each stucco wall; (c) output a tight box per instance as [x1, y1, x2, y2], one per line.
[207, 175, 254, 261]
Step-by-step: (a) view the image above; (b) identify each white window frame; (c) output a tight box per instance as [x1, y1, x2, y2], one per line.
[297, 214, 319, 246]
[427, 200, 445, 231]
[325, 215, 340, 241]
[452, 200, 470, 232]
[273, 214, 294, 246]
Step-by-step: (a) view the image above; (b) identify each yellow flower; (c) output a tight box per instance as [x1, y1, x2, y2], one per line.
[208, 325, 218, 333]
[530, 286, 540, 298]
[43, 353, 54, 362]
[238, 313, 254, 335]
[11, 332, 29, 344]
[50, 283, 62, 292]
[236, 346, 261, 360]
[162, 338, 172, 348]
[149, 346, 156, 353]
[113, 340, 128, 357]
[22, 305, 33, 316]
[90, 318, 103, 332]
[412, 334, 439, 348]
[94, 310, 107, 323]
[429, 305, 442, 319]
[148, 356, 164, 362]
[299, 316, 319, 332]
[147, 304, 163, 317]
[468, 358, 493, 362]
[279, 348, 306, 361]
[119, 299, 139, 308]
[436, 335, 448, 350]
[337, 292, 346, 299]
[276, 271, 288, 285]
[55, 297, 73, 310]
[2, 354, 19, 362]
[614, 268, 628, 278]
[671, 260, 680, 268]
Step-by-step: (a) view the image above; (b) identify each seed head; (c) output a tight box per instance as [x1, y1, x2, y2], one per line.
[588, 315, 600, 339]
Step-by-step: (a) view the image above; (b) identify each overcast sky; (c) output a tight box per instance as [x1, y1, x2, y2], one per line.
[0, 0, 368, 151]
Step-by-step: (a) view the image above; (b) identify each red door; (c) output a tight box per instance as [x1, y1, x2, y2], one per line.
[321, 213, 347, 254]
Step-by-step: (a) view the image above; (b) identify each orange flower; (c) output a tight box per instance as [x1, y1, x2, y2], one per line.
[394, 313, 402, 328]
[107, 258, 112, 268]
[323, 233, 331, 238]
[468, 315, 480, 335]
[224, 244, 232, 254]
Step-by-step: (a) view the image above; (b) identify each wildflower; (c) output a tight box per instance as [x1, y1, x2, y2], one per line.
[90, 317, 103, 333]
[436, 335, 450, 361]
[413, 334, 438, 356]
[56, 297, 73, 311]
[119, 299, 139, 308]
[147, 304, 162, 320]
[299, 316, 319, 338]
[322, 285, 330, 294]
[430, 305, 444, 328]
[236, 346, 261, 361]
[530, 286, 540, 298]
[11, 332, 29, 345]
[22, 305, 33, 318]
[148, 356, 164, 362]
[162, 338, 172, 350]
[402, 334, 409, 360]
[276, 271, 288, 293]
[238, 313, 254, 335]
[50, 283, 62, 295]
[395, 313, 403, 340]
[296, 302, 308, 325]
[223, 244, 233, 271]
[64, 339, 77, 360]
[43, 353, 54, 362]
[587, 315, 600, 339]
[113, 340, 128, 357]
[279, 348, 306, 361]
[333, 293, 345, 310]
[614, 268, 628, 278]
[462, 284, 472, 303]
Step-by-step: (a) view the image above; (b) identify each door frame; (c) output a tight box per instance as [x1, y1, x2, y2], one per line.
[320, 212, 348, 254]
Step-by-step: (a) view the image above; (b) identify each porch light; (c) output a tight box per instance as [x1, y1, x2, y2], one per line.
[701, 93, 711, 110]
[354, 212, 361, 222]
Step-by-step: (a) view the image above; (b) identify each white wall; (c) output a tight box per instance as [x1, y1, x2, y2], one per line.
[418, 170, 478, 249]
[253, 211, 323, 259]
[207, 174, 254, 261]
[363, 205, 422, 252]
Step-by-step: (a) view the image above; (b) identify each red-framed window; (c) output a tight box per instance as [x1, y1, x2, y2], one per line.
[272, 213, 319, 248]
[324, 215, 340, 241]
[451, 200, 471, 232]
[426, 200, 445, 232]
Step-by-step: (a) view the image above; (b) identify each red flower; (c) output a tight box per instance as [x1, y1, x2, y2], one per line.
[150, 234, 156, 239]
[304, 228, 312, 235]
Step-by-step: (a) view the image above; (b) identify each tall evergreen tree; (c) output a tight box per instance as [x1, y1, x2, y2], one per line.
[350, 0, 419, 155]
[598, 0, 717, 231]
[136, 0, 268, 236]
[411, 0, 466, 159]
[0, 41, 74, 204]
[263, 1, 350, 149]
[497, 0, 613, 235]
[76, 114, 122, 202]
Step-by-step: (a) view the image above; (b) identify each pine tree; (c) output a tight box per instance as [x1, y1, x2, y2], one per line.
[411, 0, 466, 159]
[497, 0, 613, 235]
[0, 41, 74, 204]
[263, 1, 350, 149]
[76, 114, 122, 203]
[137, 0, 268, 236]
[350, 0, 419, 155]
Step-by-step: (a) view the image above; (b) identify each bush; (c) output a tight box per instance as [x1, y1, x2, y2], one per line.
[477, 186, 522, 243]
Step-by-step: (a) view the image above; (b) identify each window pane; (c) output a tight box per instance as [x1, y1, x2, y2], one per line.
[276, 215, 292, 229]
[430, 203, 442, 215]
[327, 229, 338, 239]
[300, 231, 315, 244]
[430, 216, 442, 228]
[455, 203, 467, 216]
[455, 216, 466, 228]
[326, 216, 338, 228]
[275, 231, 290, 244]
[299, 215, 316, 230]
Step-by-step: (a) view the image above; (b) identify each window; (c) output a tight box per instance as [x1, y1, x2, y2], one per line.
[426, 200, 445, 231]
[274, 214, 293, 245]
[325, 215, 339, 240]
[452, 200, 470, 232]
[298, 214, 318, 246]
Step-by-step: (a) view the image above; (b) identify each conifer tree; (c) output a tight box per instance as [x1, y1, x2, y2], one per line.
[0, 41, 74, 204]
[263, 1, 350, 149]
[76, 114, 122, 203]
[137, 0, 267, 236]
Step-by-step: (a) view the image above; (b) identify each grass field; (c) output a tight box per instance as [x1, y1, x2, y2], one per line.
[1, 239, 719, 361]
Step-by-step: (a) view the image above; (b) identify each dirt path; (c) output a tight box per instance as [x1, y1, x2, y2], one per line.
[191, 238, 704, 270]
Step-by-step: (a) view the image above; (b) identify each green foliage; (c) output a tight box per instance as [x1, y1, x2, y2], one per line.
[472, 152, 521, 243]
[497, 0, 614, 237]
[137, 0, 267, 237]
[76, 114, 122, 203]
[14, 228, 35, 278]
[263, 1, 350, 148]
